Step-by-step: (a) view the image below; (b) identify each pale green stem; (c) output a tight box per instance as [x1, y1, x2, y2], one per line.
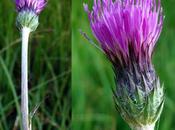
[21, 27, 31, 130]
[131, 124, 155, 130]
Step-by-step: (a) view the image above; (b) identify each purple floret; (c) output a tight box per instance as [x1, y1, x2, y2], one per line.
[84, 0, 163, 70]
[16, 0, 47, 14]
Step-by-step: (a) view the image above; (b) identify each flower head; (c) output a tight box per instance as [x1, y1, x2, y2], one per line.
[84, 0, 163, 70]
[16, 0, 47, 14]
[84, 0, 164, 129]
[15, 0, 47, 31]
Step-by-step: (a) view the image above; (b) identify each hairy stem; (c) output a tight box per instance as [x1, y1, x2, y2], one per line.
[131, 124, 155, 130]
[21, 27, 31, 130]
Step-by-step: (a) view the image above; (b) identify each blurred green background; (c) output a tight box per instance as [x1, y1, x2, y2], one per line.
[72, 0, 175, 130]
[0, 0, 71, 130]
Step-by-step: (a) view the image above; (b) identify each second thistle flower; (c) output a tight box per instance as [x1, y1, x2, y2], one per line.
[84, 0, 164, 129]
[16, 0, 47, 31]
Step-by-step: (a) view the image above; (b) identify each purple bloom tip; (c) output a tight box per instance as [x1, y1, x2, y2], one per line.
[16, 0, 47, 14]
[85, 0, 164, 69]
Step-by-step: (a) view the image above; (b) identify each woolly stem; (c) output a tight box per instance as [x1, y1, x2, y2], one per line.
[131, 124, 155, 130]
[21, 27, 31, 130]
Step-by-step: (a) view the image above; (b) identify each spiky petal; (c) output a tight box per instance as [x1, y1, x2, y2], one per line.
[84, 0, 163, 69]
[16, 0, 47, 14]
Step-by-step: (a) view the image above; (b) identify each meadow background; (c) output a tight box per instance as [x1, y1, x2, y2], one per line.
[72, 0, 175, 130]
[0, 0, 71, 130]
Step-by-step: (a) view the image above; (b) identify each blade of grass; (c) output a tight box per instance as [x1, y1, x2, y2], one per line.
[0, 56, 22, 130]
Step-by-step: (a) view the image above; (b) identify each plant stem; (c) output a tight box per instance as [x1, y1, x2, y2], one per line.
[21, 27, 31, 130]
[131, 124, 155, 130]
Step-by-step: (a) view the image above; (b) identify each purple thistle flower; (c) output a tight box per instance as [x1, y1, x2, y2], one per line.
[84, 0, 164, 129]
[15, 0, 47, 31]
[84, 0, 163, 69]
[16, 0, 47, 14]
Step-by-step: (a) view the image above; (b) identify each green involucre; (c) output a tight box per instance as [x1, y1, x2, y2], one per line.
[114, 73, 164, 128]
[16, 10, 39, 32]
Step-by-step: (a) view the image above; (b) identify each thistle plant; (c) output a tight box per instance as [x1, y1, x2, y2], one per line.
[15, 0, 46, 130]
[84, 0, 164, 130]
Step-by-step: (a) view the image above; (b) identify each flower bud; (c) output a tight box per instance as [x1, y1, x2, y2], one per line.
[15, 0, 47, 31]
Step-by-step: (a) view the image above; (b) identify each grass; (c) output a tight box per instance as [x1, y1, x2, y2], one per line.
[72, 0, 175, 130]
[0, 0, 71, 130]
